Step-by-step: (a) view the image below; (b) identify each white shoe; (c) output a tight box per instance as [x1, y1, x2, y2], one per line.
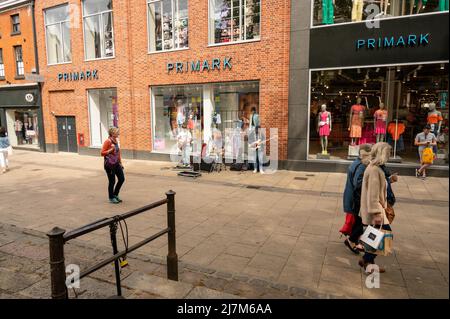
[253, 169, 257, 173]
[260, 171, 265, 175]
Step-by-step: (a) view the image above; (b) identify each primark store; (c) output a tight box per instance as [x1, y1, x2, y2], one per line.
[286, 0, 449, 176]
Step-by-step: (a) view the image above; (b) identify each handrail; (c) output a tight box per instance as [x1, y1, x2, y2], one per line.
[47, 190, 177, 299]
[63, 199, 168, 241]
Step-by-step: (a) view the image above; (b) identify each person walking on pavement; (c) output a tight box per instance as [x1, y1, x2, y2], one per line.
[101, 127, 125, 204]
[0, 127, 11, 174]
[359, 142, 393, 273]
[415, 124, 437, 179]
[341, 144, 372, 254]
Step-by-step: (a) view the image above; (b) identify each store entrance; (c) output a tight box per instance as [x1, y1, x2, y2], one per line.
[57, 116, 77, 153]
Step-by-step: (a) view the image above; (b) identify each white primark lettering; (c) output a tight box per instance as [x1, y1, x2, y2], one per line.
[177, 303, 211, 317]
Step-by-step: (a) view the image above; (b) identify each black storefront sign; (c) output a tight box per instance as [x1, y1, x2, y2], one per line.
[0, 86, 40, 108]
[310, 13, 449, 69]
[0, 85, 44, 151]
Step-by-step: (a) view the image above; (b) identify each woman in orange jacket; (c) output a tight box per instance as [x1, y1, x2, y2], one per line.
[101, 127, 125, 204]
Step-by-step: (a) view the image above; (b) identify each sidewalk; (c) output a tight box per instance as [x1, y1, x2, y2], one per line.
[0, 150, 448, 298]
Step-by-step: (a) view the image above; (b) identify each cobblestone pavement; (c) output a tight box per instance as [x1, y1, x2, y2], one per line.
[0, 150, 448, 298]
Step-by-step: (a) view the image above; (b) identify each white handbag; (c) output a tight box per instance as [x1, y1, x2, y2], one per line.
[7, 146, 13, 156]
[360, 224, 384, 250]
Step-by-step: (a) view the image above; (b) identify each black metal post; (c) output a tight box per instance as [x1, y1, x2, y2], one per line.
[109, 222, 122, 296]
[47, 227, 68, 299]
[166, 190, 178, 281]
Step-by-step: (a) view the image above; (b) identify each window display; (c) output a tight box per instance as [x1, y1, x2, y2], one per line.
[88, 88, 118, 147]
[45, 4, 72, 64]
[209, 0, 260, 44]
[5, 109, 39, 149]
[147, 0, 189, 52]
[151, 81, 259, 160]
[82, 0, 115, 60]
[313, 0, 449, 26]
[309, 63, 449, 164]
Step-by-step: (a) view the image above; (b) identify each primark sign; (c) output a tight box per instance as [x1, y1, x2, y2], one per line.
[167, 57, 232, 73]
[58, 69, 98, 81]
[356, 33, 430, 50]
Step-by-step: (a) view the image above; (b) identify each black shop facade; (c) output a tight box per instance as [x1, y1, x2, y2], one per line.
[286, 11, 449, 176]
[0, 83, 45, 151]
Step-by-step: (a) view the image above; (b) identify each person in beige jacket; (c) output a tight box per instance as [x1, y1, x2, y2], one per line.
[359, 142, 392, 273]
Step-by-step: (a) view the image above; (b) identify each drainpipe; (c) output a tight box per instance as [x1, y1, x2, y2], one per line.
[31, 0, 46, 152]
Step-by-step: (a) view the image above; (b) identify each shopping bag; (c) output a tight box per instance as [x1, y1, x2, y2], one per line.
[6, 146, 13, 156]
[422, 147, 434, 164]
[376, 230, 393, 256]
[360, 227, 394, 256]
[360, 225, 384, 250]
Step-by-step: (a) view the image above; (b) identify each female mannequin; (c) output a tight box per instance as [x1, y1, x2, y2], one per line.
[410, 0, 427, 14]
[322, 0, 335, 24]
[374, 103, 388, 142]
[348, 97, 365, 145]
[317, 104, 332, 155]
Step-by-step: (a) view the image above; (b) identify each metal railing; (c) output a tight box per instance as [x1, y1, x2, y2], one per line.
[46, 190, 178, 299]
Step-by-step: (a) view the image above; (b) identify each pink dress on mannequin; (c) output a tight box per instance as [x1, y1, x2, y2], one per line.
[374, 109, 388, 134]
[319, 112, 330, 136]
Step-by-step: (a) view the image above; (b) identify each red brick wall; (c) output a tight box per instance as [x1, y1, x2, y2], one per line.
[36, 0, 291, 160]
[0, 3, 36, 84]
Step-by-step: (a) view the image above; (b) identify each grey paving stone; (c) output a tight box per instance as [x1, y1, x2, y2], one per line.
[185, 286, 242, 299]
[0, 268, 43, 293]
[121, 271, 193, 298]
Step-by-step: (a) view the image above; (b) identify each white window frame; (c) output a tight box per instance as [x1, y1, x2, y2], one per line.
[14, 45, 24, 77]
[11, 14, 20, 34]
[82, 0, 115, 61]
[208, 0, 261, 46]
[0, 48, 5, 78]
[146, 0, 190, 53]
[44, 4, 72, 66]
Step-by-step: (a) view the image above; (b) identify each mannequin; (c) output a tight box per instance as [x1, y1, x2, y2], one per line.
[427, 102, 443, 155]
[427, 102, 443, 136]
[410, 0, 427, 14]
[352, 0, 364, 22]
[14, 118, 23, 145]
[317, 104, 332, 155]
[348, 97, 365, 145]
[374, 103, 388, 142]
[322, 0, 335, 24]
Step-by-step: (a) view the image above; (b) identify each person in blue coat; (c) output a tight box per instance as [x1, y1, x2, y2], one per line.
[341, 144, 372, 254]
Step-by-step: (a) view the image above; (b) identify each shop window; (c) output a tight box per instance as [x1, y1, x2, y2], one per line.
[209, 0, 261, 44]
[313, 0, 449, 26]
[151, 81, 259, 159]
[5, 109, 40, 149]
[88, 88, 118, 147]
[147, 0, 189, 52]
[0, 49, 5, 79]
[44, 5, 72, 64]
[309, 63, 449, 165]
[82, 0, 115, 60]
[11, 14, 20, 34]
[13, 46, 24, 77]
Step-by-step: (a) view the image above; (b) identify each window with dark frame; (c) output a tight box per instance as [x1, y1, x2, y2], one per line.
[0, 49, 5, 79]
[14, 45, 24, 77]
[11, 14, 20, 34]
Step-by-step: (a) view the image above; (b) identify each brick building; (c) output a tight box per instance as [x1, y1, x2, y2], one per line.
[0, 0, 44, 151]
[35, 0, 291, 163]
